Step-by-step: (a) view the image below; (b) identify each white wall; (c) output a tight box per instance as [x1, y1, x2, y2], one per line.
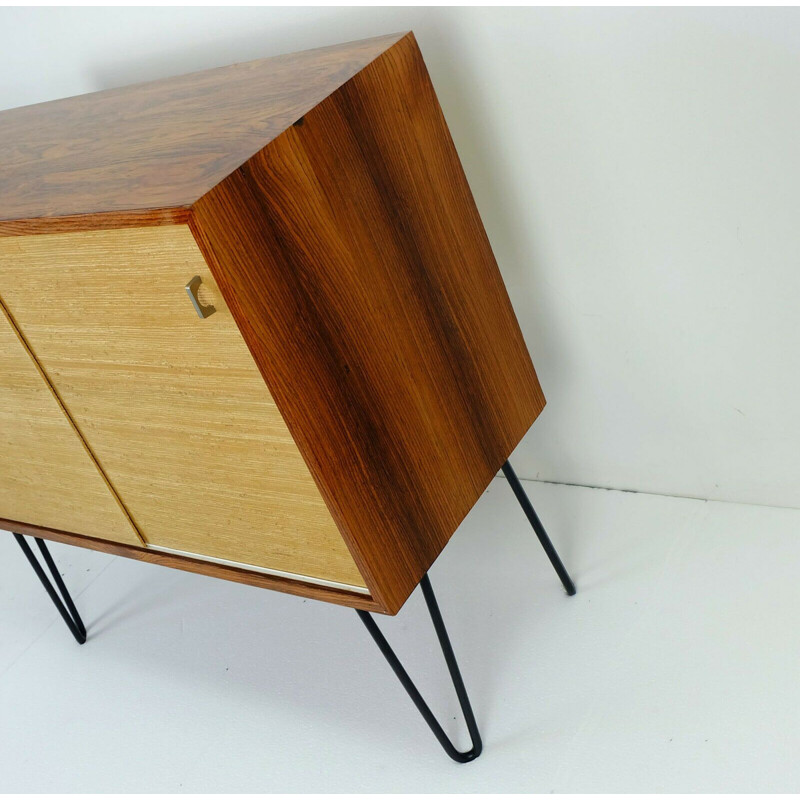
[2, 7, 799, 509]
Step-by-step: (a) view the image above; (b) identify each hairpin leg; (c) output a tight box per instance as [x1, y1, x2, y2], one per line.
[357, 573, 482, 763]
[501, 460, 576, 596]
[14, 534, 87, 644]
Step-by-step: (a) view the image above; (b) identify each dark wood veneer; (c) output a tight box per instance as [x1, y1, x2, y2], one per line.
[192, 32, 545, 613]
[0, 207, 191, 237]
[0, 33, 405, 230]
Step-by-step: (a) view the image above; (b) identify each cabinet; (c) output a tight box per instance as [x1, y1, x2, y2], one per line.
[0, 31, 577, 762]
[0, 31, 547, 614]
[1, 31, 548, 616]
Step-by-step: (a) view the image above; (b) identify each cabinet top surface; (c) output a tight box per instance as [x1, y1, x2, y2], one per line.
[0, 32, 406, 228]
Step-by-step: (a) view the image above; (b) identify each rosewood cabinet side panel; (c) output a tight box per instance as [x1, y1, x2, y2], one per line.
[191, 32, 545, 613]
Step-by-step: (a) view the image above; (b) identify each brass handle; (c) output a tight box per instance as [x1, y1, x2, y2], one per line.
[185, 275, 216, 319]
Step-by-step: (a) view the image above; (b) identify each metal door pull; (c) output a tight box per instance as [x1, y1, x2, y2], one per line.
[185, 275, 216, 319]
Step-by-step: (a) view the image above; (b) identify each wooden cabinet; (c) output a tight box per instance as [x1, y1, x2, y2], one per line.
[0, 32, 545, 614]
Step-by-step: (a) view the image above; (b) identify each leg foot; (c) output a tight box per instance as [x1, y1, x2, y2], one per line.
[501, 460, 577, 596]
[357, 574, 482, 763]
[14, 534, 87, 644]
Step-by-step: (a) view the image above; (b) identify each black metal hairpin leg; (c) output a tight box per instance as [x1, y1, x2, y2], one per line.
[357, 574, 482, 763]
[501, 460, 576, 596]
[14, 534, 87, 644]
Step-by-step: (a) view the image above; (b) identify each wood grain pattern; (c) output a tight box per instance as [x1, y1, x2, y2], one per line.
[0, 302, 141, 544]
[0, 207, 191, 237]
[0, 33, 405, 232]
[192, 32, 545, 613]
[0, 226, 366, 589]
[1, 522, 382, 612]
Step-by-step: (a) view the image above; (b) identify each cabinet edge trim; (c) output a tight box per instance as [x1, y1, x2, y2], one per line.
[145, 543, 370, 594]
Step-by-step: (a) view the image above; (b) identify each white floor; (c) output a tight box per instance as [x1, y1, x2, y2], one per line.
[1, 477, 799, 793]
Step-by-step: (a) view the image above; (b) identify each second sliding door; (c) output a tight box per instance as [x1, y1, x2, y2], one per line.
[0, 225, 366, 591]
